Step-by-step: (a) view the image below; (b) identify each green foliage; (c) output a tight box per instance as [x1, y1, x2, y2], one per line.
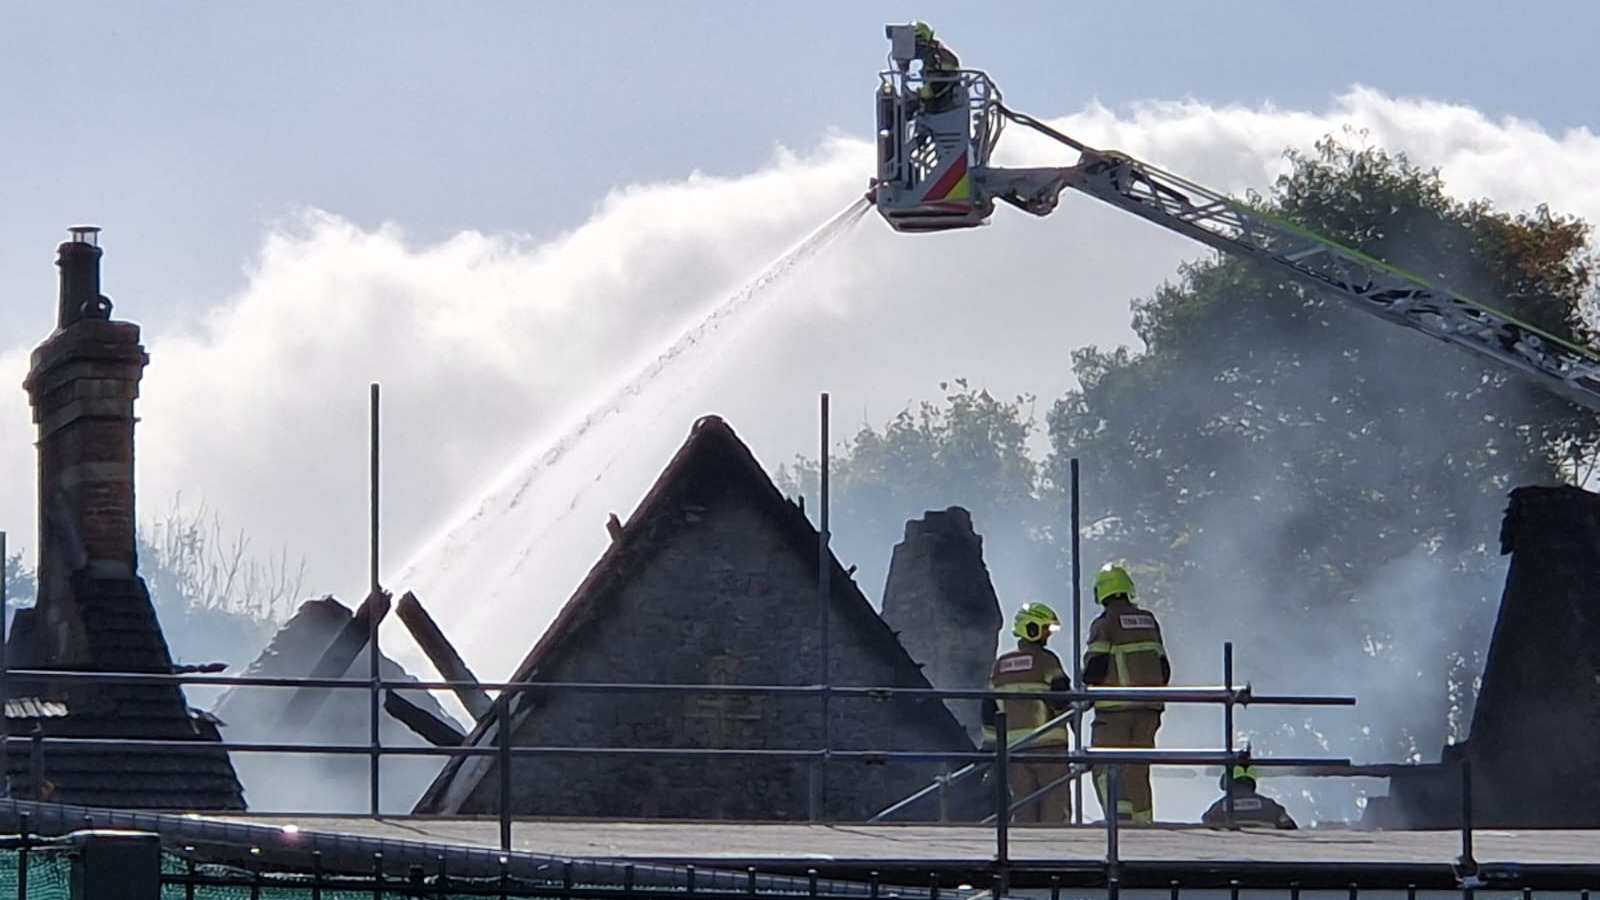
[1045, 134, 1600, 782]
[805, 133, 1600, 821]
[777, 379, 1051, 604]
[4, 547, 35, 607]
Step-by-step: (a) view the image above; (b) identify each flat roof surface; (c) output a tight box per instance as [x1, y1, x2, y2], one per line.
[215, 816, 1600, 866]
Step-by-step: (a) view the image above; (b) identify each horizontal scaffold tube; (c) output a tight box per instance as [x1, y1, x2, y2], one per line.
[0, 734, 1349, 768]
[0, 668, 1354, 706]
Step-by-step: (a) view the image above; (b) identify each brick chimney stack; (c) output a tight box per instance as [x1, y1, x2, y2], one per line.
[3, 229, 246, 810]
[25, 227, 149, 584]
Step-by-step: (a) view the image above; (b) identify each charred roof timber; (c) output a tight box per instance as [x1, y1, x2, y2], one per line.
[56, 226, 113, 327]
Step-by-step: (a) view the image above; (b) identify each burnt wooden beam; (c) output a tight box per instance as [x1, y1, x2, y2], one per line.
[394, 591, 492, 722]
[383, 689, 465, 747]
[273, 588, 391, 731]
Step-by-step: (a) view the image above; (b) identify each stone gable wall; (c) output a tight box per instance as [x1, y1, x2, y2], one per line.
[459, 491, 967, 820]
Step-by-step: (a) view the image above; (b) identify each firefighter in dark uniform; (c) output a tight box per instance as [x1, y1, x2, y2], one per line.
[1083, 564, 1169, 824]
[982, 602, 1075, 824]
[911, 21, 962, 114]
[1201, 764, 1299, 829]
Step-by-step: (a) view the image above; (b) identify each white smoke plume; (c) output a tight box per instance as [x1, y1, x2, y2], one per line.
[2, 88, 1599, 816]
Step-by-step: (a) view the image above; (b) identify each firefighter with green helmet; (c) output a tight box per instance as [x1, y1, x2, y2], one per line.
[1083, 563, 1170, 824]
[982, 601, 1075, 824]
[910, 21, 962, 114]
[1201, 764, 1299, 829]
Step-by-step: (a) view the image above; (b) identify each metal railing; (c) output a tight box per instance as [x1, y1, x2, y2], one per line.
[0, 658, 1561, 895]
[0, 801, 1586, 900]
[869, 642, 1354, 827]
[0, 650, 1356, 872]
[5, 822, 1595, 900]
[0, 826, 950, 900]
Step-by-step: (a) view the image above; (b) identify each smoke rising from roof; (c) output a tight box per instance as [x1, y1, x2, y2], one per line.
[2, 89, 1599, 817]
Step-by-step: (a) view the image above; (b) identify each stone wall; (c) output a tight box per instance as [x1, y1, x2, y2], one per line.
[1466, 484, 1600, 825]
[455, 492, 969, 821]
[880, 507, 1002, 745]
[1370, 485, 1600, 828]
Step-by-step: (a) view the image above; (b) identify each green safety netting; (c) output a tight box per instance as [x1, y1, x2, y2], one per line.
[0, 848, 71, 900]
[0, 847, 848, 900]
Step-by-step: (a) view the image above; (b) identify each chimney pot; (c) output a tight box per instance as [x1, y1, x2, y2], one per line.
[56, 225, 110, 326]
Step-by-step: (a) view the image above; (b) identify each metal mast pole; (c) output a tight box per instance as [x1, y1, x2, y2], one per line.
[1069, 458, 1085, 824]
[368, 383, 382, 817]
[811, 393, 832, 821]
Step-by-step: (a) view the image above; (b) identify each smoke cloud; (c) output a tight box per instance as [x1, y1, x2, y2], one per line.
[3, 88, 1599, 817]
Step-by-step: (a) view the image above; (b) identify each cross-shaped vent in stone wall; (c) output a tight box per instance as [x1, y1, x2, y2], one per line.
[686, 654, 765, 749]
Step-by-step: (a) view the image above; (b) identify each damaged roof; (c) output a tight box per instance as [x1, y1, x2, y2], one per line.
[414, 414, 968, 813]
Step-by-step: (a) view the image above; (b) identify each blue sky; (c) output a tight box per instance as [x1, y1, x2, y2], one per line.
[2, 0, 1592, 341]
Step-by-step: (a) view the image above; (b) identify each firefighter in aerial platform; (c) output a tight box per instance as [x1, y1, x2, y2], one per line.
[982, 602, 1076, 824]
[910, 22, 963, 115]
[1083, 564, 1170, 824]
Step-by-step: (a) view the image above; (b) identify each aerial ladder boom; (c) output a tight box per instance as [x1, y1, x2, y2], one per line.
[869, 23, 1600, 413]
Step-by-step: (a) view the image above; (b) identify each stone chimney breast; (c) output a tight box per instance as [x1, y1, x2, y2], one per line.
[881, 506, 1004, 744]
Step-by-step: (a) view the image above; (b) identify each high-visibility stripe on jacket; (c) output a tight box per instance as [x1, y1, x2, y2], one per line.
[982, 644, 1070, 747]
[1084, 598, 1168, 711]
[1200, 792, 1298, 829]
[1096, 768, 1142, 821]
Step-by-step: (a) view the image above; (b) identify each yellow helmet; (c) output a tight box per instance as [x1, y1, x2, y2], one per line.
[913, 21, 936, 42]
[1013, 602, 1061, 642]
[1094, 564, 1136, 604]
[1221, 764, 1259, 790]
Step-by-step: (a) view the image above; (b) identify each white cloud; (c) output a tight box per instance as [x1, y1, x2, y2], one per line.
[3, 88, 1600, 812]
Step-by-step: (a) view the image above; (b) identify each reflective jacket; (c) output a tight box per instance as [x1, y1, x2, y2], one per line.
[982, 642, 1071, 748]
[915, 41, 962, 110]
[1201, 789, 1299, 829]
[1083, 597, 1169, 710]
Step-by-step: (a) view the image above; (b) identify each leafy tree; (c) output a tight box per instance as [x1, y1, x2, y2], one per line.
[1043, 134, 1599, 817]
[794, 133, 1598, 823]
[776, 379, 1052, 607]
[3, 544, 36, 605]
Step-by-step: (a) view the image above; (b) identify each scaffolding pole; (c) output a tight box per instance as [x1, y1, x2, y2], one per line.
[368, 382, 382, 818]
[1, 530, 7, 800]
[1069, 457, 1084, 824]
[811, 392, 832, 822]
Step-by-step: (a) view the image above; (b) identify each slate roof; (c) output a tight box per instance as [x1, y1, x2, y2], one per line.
[4, 572, 245, 810]
[413, 414, 972, 814]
